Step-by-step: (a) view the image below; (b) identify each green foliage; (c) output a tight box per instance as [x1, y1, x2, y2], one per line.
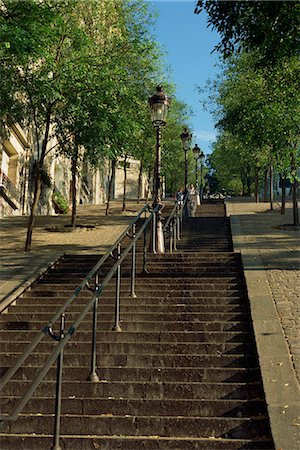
[0, 0, 173, 250]
[202, 49, 300, 195]
[40, 168, 52, 188]
[195, 1, 300, 63]
[161, 96, 193, 194]
[52, 190, 69, 214]
[0, 0, 193, 217]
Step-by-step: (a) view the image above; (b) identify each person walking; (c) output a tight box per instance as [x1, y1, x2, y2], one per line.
[187, 183, 198, 217]
[175, 187, 184, 207]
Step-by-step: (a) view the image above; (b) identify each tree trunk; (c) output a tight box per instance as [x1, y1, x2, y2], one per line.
[106, 158, 116, 216]
[255, 172, 259, 203]
[24, 166, 42, 251]
[269, 164, 273, 210]
[241, 180, 246, 196]
[146, 166, 152, 201]
[281, 175, 286, 215]
[70, 142, 79, 228]
[263, 168, 268, 202]
[137, 161, 143, 204]
[292, 180, 299, 226]
[247, 175, 251, 197]
[24, 111, 51, 252]
[291, 153, 299, 226]
[122, 154, 127, 212]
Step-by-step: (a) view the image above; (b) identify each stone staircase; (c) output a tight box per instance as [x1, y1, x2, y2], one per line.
[0, 201, 274, 449]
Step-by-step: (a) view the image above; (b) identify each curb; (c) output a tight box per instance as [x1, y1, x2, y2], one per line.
[0, 253, 63, 313]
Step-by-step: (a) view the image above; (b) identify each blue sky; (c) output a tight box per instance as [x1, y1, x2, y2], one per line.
[147, 0, 221, 155]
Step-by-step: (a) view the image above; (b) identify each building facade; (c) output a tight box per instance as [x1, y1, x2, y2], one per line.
[0, 124, 31, 216]
[0, 123, 147, 217]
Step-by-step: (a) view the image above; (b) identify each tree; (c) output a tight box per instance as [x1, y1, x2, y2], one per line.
[194, 0, 300, 63]
[162, 97, 193, 196]
[1, 0, 98, 248]
[203, 50, 299, 222]
[0, 0, 164, 244]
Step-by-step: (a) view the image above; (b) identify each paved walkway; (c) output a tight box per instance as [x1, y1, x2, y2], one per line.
[0, 200, 147, 310]
[226, 198, 300, 449]
[1, 197, 299, 448]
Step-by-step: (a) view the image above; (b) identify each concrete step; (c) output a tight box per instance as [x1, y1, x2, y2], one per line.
[0, 434, 275, 450]
[176, 246, 232, 253]
[21, 288, 247, 298]
[38, 273, 244, 282]
[10, 303, 248, 314]
[16, 295, 248, 305]
[0, 311, 250, 324]
[0, 329, 253, 344]
[0, 366, 261, 383]
[1, 319, 252, 332]
[34, 275, 245, 284]
[1, 380, 263, 400]
[0, 340, 255, 355]
[2, 414, 271, 440]
[51, 260, 242, 269]
[1, 396, 267, 417]
[2, 352, 257, 368]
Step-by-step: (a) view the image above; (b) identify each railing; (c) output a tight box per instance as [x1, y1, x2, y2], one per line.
[163, 194, 188, 253]
[0, 203, 161, 449]
[0, 198, 188, 449]
[0, 170, 21, 203]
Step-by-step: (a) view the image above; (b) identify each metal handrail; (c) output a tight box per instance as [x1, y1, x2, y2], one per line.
[0, 203, 154, 397]
[1, 204, 157, 412]
[0, 204, 147, 394]
[163, 195, 188, 252]
[1, 203, 160, 450]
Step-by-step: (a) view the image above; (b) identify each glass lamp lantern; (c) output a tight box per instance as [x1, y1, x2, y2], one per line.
[148, 86, 171, 127]
[192, 143, 201, 159]
[180, 128, 192, 150]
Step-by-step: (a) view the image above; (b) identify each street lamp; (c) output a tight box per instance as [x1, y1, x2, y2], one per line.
[180, 128, 192, 191]
[192, 144, 205, 201]
[148, 85, 171, 253]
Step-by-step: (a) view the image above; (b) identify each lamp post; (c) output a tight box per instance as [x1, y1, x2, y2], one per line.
[148, 85, 171, 253]
[193, 143, 200, 187]
[199, 150, 205, 201]
[192, 144, 205, 201]
[180, 128, 192, 191]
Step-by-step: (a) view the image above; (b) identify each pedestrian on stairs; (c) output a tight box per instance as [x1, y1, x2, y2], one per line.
[187, 183, 198, 217]
[175, 187, 184, 207]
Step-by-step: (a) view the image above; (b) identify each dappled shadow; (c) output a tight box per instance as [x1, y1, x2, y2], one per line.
[229, 206, 299, 271]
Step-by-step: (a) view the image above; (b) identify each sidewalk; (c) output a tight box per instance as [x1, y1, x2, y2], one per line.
[0, 200, 146, 310]
[226, 198, 300, 449]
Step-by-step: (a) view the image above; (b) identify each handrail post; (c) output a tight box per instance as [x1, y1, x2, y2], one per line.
[173, 217, 177, 251]
[87, 272, 100, 383]
[130, 224, 137, 298]
[142, 226, 148, 274]
[142, 209, 148, 274]
[142, 211, 148, 275]
[169, 220, 173, 254]
[112, 243, 122, 332]
[152, 210, 156, 254]
[177, 207, 181, 240]
[180, 204, 184, 228]
[50, 314, 65, 450]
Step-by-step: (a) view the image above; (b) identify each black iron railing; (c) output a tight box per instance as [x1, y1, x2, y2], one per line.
[1, 202, 183, 449]
[163, 194, 187, 253]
